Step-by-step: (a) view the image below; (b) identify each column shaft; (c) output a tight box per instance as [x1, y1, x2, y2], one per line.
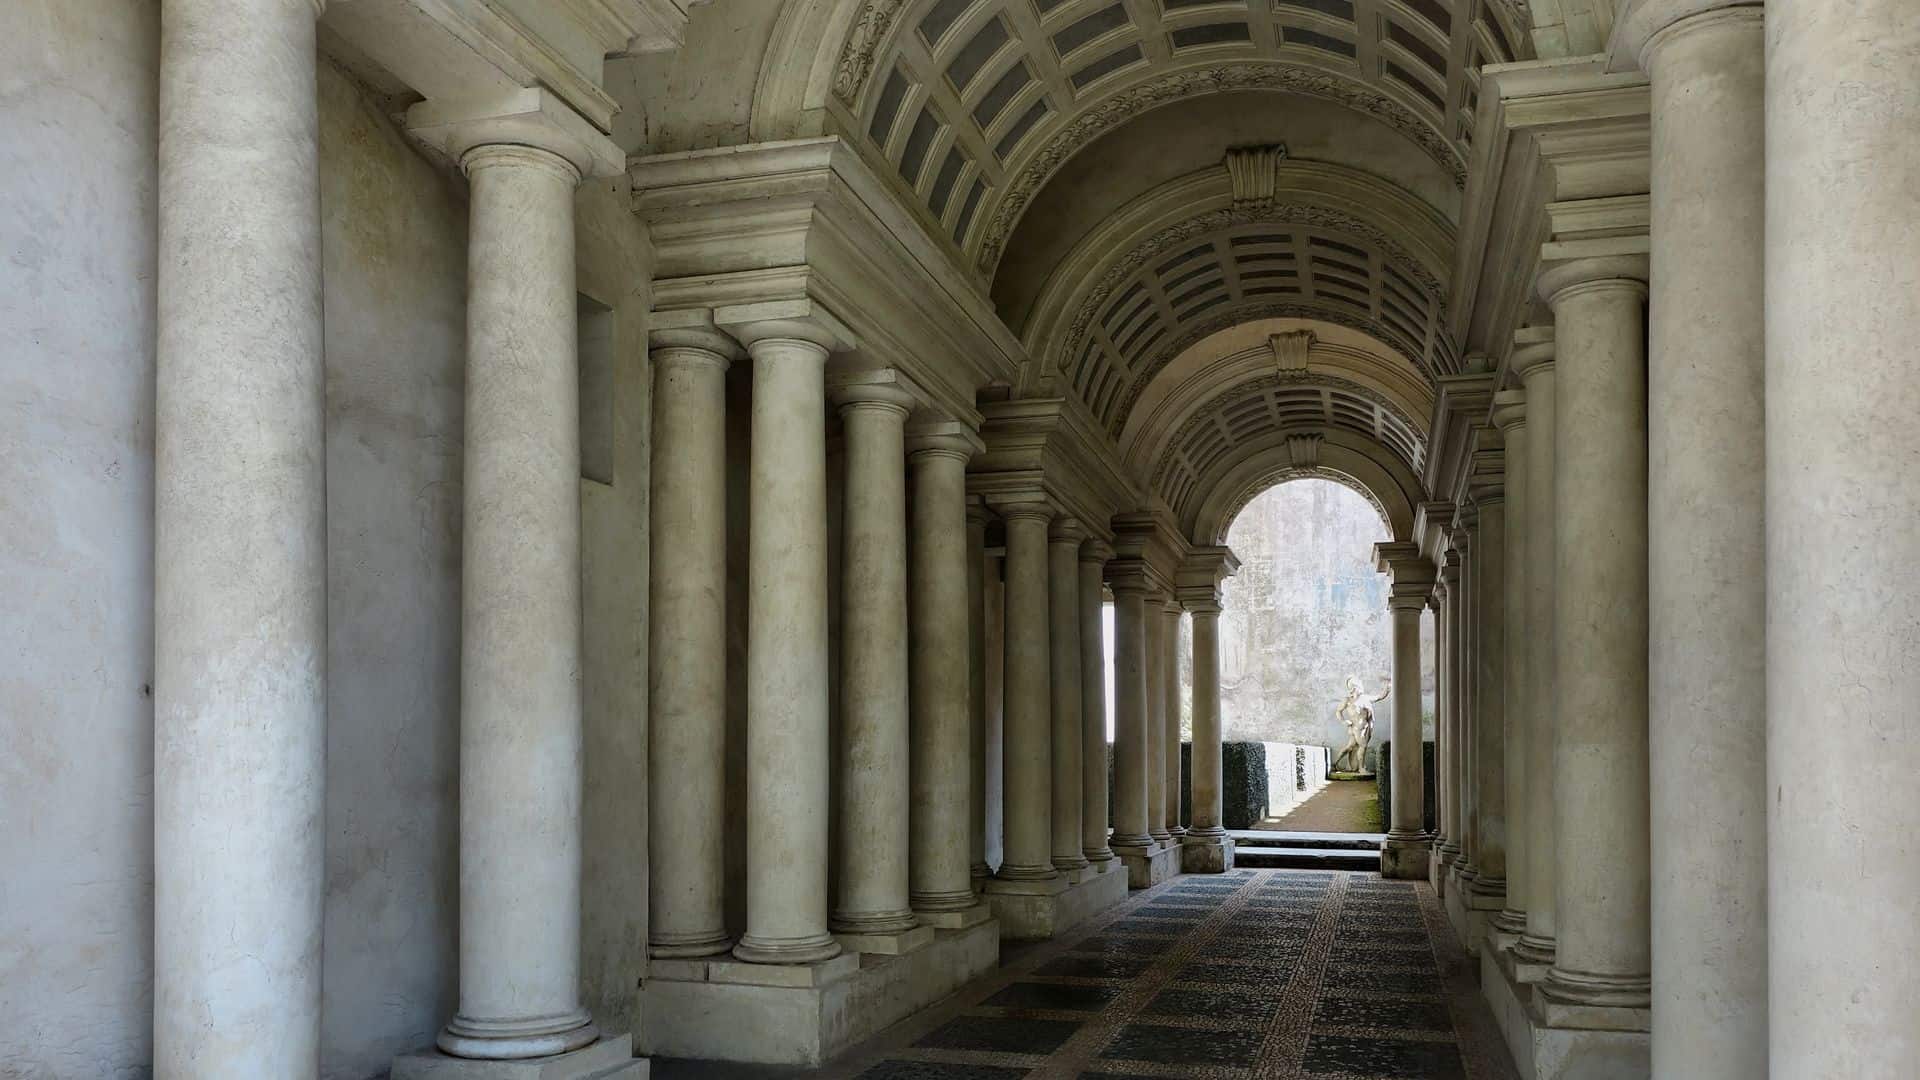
[1048, 523, 1089, 873]
[1639, 9, 1767, 1076]
[1517, 358, 1559, 963]
[1430, 588, 1450, 861]
[1470, 496, 1507, 897]
[833, 393, 915, 935]
[909, 441, 977, 912]
[967, 505, 991, 886]
[1767, 1, 1920, 1072]
[997, 507, 1057, 879]
[1492, 395, 1529, 933]
[1110, 585, 1152, 849]
[1440, 555, 1466, 866]
[1080, 547, 1116, 862]
[1144, 596, 1169, 842]
[1382, 580, 1429, 879]
[153, 0, 326, 1072]
[1453, 533, 1477, 881]
[1542, 261, 1650, 1007]
[443, 144, 595, 1057]
[1162, 602, 1185, 836]
[648, 346, 732, 957]
[734, 338, 840, 965]
[1188, 606, 1225, 836]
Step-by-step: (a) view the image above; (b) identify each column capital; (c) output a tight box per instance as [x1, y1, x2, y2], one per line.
[987, 493, 1054, 524]
[1178, 587, 1223, 616]
[1049, 516, 1087, 544]
[907, 420, 985, 463]
[1375, 540, 1437, 593]
[1389, 582, 1434, 611]
[965, 495, 995, 528]
[1490, 389, 1526, 432]
[1105, 559, 1156, 596]
[1537, 254, 1651, 307]
[1510, 327, 1556, 387]
[649, 308, 743, 367]
[829, 367, 929, 416]
[407, 87, 623, 180]
[1080, 538, 1116, 564]
[719, 298, 856, 355]
[1614, 0, 1763, 71]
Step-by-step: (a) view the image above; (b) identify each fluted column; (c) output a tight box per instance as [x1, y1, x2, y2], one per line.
[1161, 598, 1186, 838]
[1512, 334, 1559, 968]
[1080, 542, 1116, 865]
[1490, 390, 1529, 936]
[647, 334, 736, 959]
[831, 382, 917, 940]
[966, 501, 992, 888]
[909, 429, 981, 915]
[1144, 592, 1170, 844]
[1377, 546, 1434, 880]
[154, 1, 327, 1072]
[1109, 576, 1153, 856]
[734, 334, 840, 966]
[1539, 255, 1651, 1010]
[1767, 2, 1919, 1072]
[992, 500, 1058, 882]
[1049, 518, 1090, 876]
[1621, 4, 1768, 1074]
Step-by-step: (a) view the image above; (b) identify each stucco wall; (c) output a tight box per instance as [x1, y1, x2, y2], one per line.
[1209, 480, 1437, 755]
[1, 9, 654, 1073]
[0, 2, 161, 1073]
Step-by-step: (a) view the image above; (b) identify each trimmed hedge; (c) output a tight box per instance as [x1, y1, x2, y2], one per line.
[1375, 739, 1437, 832]
[1222, 741, 1268, 829]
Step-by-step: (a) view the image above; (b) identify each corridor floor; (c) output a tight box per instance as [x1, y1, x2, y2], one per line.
[657, 869, 1519, 1080]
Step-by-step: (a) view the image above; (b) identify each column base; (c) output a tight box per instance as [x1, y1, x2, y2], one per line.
[395, 1033, 645, 1080]
[914, 901, 995, 930]
[1114, 838, 1180, 888]
[1480, 947, 1649, 1080]
[1444, 873, 1506, 956]
[1179, 831, 1236, 874]
[834, 923, 935, 956]
[984, 858, 1128, 940]
[640, 921, 999, 1067]
[1380, 835, 1431, 880]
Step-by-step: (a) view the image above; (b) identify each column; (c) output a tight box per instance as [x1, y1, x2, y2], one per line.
[1428, 586, 1449, 872]
[1490, 390, 1529, 936]
[442, 142, 602, 1059]
[1538, 255, 1650, 1009]
[1162, 598, 1186, 838]
[153, 0, 326, 1073]
[1437, 547, 1465, 869]
[1628, 4, 1767, 1074]
[1468, 485, 1507, 906]
[1108, 576, 1153, 857]
[647, 334, 736, 958]
[831, 383, 917, 941]
[1512, 334, 1559, 967]
[734, 335, 840, 965]
[1080, 542, 1116, 864]
[1049, 519, 1090, 876]
[1377, 546, 1434, 879]
[1767, 2, 1919, 1072]
[991, 500, 1058, 881]
[967, 502, 992, 887]
[1184, 591, 1228, 868]
[1450, 521, 1477, 888]
[909, 430, 981, 915]
[1143, 592, 1170, 844]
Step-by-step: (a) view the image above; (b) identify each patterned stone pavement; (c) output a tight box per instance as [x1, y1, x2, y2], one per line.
[658, 869, 1519, 1080]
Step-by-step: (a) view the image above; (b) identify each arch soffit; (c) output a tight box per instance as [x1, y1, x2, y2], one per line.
[1187, 431, 1421, 544]
[1121, 325, 1433, 477]
[1020, 164, 1455, 431]
[751, 0, 1526, 277]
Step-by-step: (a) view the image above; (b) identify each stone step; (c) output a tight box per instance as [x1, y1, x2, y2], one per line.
[1234, 846, 1381, 871]
[1229, 830, 1384, 851]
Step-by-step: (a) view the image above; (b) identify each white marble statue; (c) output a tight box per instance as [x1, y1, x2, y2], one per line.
[1332, 675, 1389, 774]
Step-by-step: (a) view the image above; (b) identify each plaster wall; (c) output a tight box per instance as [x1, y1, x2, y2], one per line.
[1207, 480, 1436, 755]
[1, 10, 654, 1072]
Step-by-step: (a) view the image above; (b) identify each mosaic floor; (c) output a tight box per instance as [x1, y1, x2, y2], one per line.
[659, 869, 1519, 1080]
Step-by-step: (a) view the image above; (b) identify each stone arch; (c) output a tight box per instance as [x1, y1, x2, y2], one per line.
[1186, 429, 1422, 543]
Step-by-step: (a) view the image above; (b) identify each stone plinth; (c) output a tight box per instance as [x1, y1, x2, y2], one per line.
[986, 859, 1128, 940]
[1117, 840, 1180, 888]
[1446, 875, 1505, 957]
[1381, 840, 1429, 881]
[394, 1034, 647, 1079]
[638, 920, 999, 1066]
[1180, 833, 1236, 874]
[1481, 945, 1650, 1080]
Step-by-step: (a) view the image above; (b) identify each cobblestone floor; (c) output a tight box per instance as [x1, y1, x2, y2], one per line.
[658, 869, 1518, 1080]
